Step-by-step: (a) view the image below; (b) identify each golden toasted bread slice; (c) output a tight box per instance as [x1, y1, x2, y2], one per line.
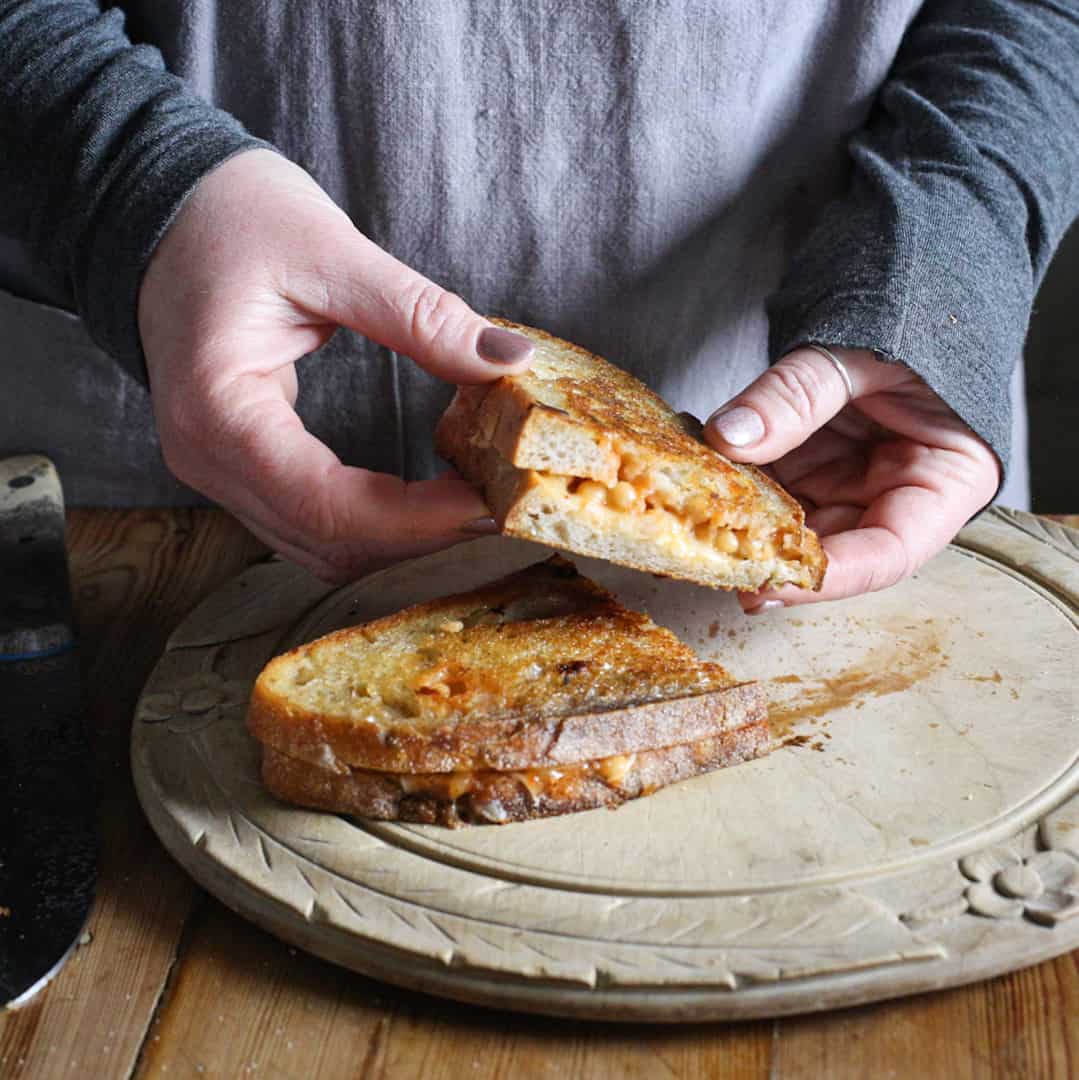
[260, 721, 771, 828]
[436, 320, 825, 592]
[247, 557, 765, 774]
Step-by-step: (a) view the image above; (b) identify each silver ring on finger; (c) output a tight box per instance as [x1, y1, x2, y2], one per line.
[806, 343, 855, 404]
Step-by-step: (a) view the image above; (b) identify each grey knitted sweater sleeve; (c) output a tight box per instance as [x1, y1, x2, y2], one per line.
[0, 0, 265, 377]
[768, 0, 1079, 473]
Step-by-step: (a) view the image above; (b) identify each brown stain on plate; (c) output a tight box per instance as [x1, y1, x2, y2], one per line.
[767, 624, 950, 744]
[964, 670, 1003, 684]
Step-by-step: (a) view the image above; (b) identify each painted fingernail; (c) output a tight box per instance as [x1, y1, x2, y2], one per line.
[708, 406, 765, 448]
[477, 327, 534, 365]
[745, 599, 785, 616]
[460, 516, 500, 535]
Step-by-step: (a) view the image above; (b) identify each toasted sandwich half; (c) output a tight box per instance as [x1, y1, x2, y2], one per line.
[248, 558, 769, 826]
[436, 320, 825, 592]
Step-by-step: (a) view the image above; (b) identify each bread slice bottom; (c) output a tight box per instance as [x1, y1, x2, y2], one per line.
[260, 720, 771, 828]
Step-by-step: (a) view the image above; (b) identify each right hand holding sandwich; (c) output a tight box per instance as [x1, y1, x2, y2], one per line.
[138, 148, 533, 582]
[705, 347, 1001, 610]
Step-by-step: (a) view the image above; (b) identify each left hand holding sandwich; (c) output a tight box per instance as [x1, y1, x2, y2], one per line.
[137, 150, 534, 583]
[705, 347, 1001, 611]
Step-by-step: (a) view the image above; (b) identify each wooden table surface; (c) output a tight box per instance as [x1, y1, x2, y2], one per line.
[3, 509, 1077, 1079]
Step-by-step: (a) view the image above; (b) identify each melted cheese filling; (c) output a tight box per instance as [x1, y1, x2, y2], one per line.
[530, 449, 799, 563]
[395, 752, 637, 802]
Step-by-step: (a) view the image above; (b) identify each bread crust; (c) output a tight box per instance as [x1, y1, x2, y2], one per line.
[436, 319, 826, 592]
[260, 721, 772, 827]
[249, 678, 766, 774]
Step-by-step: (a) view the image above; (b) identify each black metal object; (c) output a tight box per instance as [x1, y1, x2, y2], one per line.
[0, 456, 96, 1009]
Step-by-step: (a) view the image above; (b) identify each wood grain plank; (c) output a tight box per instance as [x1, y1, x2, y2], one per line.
[134, 897, 774, 1080]
[0, 510, 266, 1080]
[138, 891, 1077, 1080]
[773, 955, 1079, 1079]
[10, 509, 1076, 1078]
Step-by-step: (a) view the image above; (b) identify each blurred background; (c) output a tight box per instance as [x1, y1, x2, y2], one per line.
[1027, 223, 1078, 512]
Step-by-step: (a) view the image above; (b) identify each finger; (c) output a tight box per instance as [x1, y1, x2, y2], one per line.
[231, 489, 489, 585]
[220, 458, 496, 583]
[703, 347, 903, 464]
[740, 525, 909, 613]
[767, 426, 858, 490]
[241, 462, 495, 577]
[792, 440, 995, 512]
[171, 377, 497, 569]
[741, 478, 979, 611]
[824, 405, 890, 443]
[805, 504, 864, 537]
[290, 231, 534, 384]
[781, 451, 871, 509]
[229, 508, 348, 583]
[231, 493, 487, 584]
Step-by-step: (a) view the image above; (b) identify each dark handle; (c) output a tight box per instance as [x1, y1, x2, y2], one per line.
[0, 455, 74, 658]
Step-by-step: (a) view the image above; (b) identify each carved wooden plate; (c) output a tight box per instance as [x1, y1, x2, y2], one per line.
[131, 509, 1079, 1021]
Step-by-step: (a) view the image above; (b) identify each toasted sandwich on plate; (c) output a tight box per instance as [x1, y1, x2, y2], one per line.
[249, 557, 769, 827]
[436, 320, 826, 593]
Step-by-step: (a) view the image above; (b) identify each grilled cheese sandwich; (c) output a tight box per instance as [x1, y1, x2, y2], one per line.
[437, 320, 826, 592]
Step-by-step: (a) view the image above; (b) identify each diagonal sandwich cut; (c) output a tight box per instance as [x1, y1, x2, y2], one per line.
[249, 557, 770, 827]
[436, 319, 826, 593]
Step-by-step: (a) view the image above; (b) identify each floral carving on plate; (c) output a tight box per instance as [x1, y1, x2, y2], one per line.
[138, 672, 250, 734]
[960, 847, 1079, 927]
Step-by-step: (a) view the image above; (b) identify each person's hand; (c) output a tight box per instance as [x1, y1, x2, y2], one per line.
[704, 346, 1001, 611]
[138, 148, 534, 582]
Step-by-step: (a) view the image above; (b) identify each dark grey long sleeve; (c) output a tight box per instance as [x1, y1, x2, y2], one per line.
[769, 0, 1079, 473]
[0, 0, 265, 377]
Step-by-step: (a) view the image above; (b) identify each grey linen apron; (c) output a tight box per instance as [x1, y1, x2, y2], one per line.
[0, 1, 1029, 508]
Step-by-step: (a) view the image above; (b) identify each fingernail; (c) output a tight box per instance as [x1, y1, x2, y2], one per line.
[745, 599, 785, 616]
[477, 327, 534, 365]
[708, 406, 765, 448]
[676, 411, 704, 437]
[460, 516, 500, 535]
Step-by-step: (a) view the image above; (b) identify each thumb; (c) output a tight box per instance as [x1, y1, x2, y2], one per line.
[703, 346, 889, 463]
[296, 229, 534, 384]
